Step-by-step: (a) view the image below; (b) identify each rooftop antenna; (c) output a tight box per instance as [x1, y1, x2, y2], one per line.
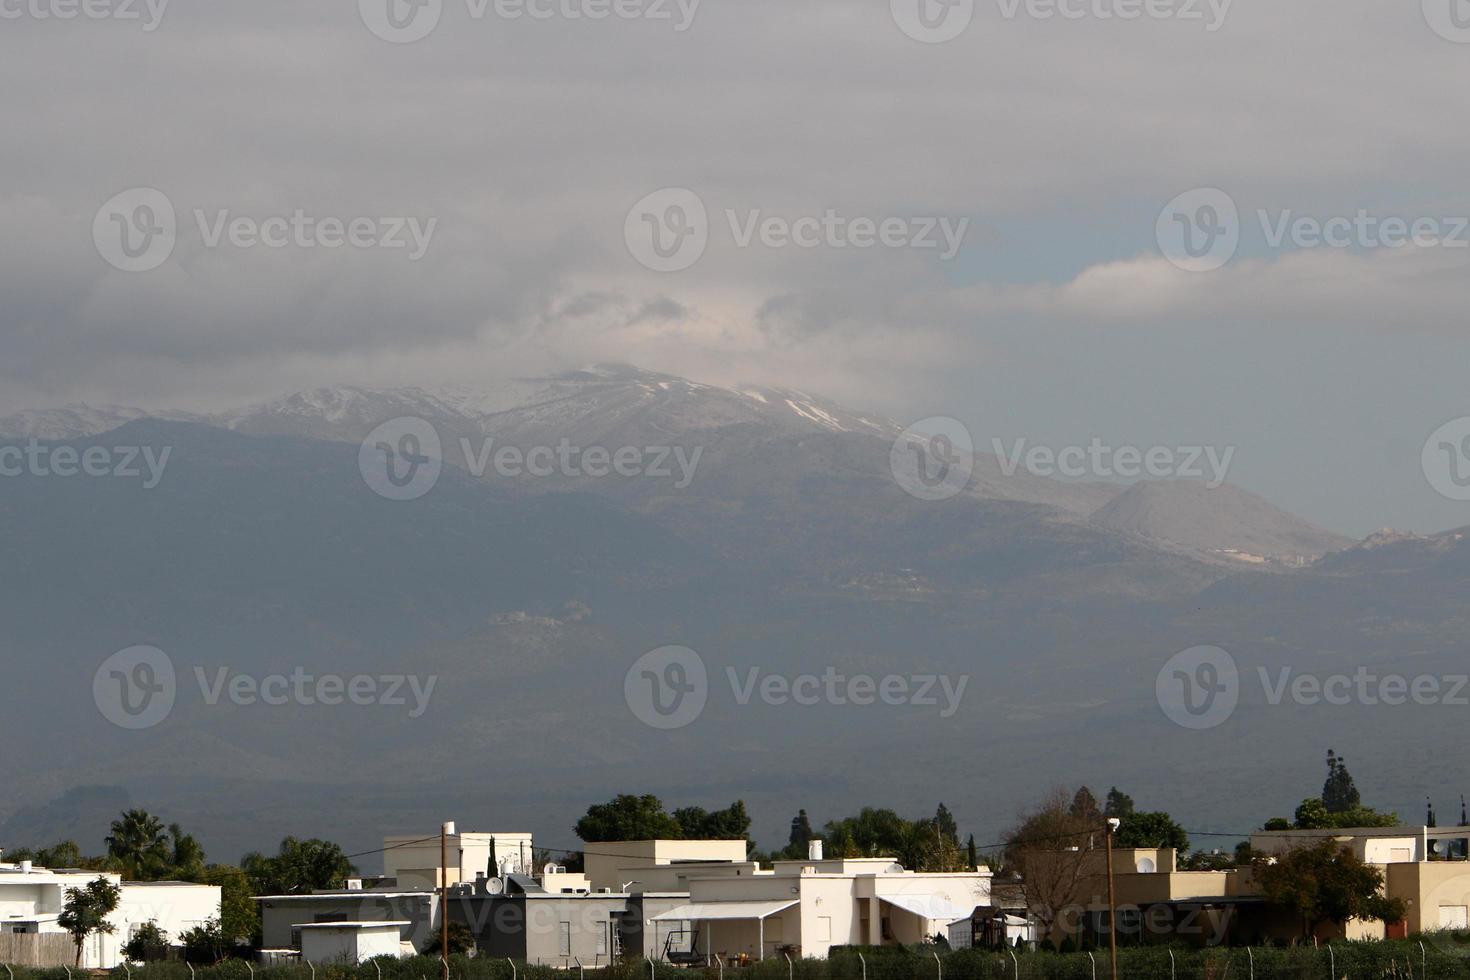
[1427, 797, 1438, 828]
[1460, 796, 1468, 828]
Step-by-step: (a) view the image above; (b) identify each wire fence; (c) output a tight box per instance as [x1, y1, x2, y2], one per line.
[5, 943, 1470, 980]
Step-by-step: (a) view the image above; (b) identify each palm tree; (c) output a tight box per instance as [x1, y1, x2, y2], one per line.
[105, 809, 168, 878]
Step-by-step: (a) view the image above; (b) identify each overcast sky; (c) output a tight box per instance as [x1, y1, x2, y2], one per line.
[4, 0, 1470, 535]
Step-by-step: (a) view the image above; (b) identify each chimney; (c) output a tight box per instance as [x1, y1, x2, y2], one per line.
[808, 839, 823, 861]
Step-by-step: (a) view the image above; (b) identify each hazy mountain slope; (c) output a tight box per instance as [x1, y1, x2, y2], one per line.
[1089, 480, 1353, 562]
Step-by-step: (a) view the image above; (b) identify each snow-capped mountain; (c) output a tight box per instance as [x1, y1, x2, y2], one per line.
[0, 364, 1347, 561]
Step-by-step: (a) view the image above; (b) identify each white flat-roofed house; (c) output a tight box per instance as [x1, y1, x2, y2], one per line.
[0, 862, 220, 968]
[296, 921, 410, 964]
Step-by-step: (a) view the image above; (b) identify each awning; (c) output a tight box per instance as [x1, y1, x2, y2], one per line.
[652, 900, 798, 921]
[880, 894, 975, 921]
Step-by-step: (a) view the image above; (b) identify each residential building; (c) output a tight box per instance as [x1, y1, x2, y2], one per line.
[643, 848, 992, 961]
[583, 840, 748, 893]
[0, 862, 220, 968]
[257, 887, 436, 954]
[383, 831, 536, 889]
[297, 921, 410, 964]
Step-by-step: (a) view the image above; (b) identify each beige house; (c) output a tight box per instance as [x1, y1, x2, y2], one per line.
[382, 831, 535, 889]
[583, 840, 749, 893]
[1253, 824, 1470, 940]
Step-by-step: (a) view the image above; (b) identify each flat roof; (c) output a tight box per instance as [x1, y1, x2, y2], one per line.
[294, 921, 411, 930]
[257, 892, 432, 901]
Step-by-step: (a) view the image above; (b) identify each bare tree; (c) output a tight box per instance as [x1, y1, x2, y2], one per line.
[1001, 787, 1103, 946]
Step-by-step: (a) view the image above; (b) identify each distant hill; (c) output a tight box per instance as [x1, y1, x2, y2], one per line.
[1089, 480, 1353, 563]
[11, 366, 1460, 864]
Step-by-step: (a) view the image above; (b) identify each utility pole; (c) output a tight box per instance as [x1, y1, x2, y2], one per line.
[1105, 818, 1120, 980]
[442, 820, 456, 980]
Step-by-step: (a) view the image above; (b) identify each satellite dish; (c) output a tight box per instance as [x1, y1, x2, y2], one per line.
[485, 877, 504, 895]
[1136, 858, 1156, 873]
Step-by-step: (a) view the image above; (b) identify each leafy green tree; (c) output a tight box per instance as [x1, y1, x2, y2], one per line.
[106, 809, 169, 877]
[168, 824, 206, 879]
[1263, 817, 1292, 831]
[1253, 840, 1406, 939]
[673, 801, 751, 840]
[1104, 788, 1135, 819]
[966, 834, 978, 871]
[1294, 798, 1331, 829]
[122, 921, 170, 962]
[786, 810, 814, 857]
[4, 841, 88, 868]
[423, 921, 477, 956]
[242, 838, 355, 895]
[1069, 788, 1101, 822]
[575, 794, 682, 841]
[179, 917, 231, 964]
[198, 865, 261, 944]
[933, 803, 960, 846]
[58, 876, 121, 965]
[1114, 811, 1190, 852]
[1322, 749, 1362, 814]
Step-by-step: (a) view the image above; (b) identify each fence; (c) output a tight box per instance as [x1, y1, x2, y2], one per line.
[0, 933, 74, 968]
[4, 943, 1470, 980]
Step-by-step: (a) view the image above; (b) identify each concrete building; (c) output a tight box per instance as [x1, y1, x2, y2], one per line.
[1252, 824, 1470, 939]
[383, 832, 535, 889]
[297, 921, 410, 964]
[644, 853, 991, 961]
[257, 888, 437, 953]
[0, 862, 220, 968]
[583, 840, 748, 893]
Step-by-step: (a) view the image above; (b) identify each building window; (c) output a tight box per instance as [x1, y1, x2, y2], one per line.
[1440, 906, 1470, 930]
[559, 922, 572, 957]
